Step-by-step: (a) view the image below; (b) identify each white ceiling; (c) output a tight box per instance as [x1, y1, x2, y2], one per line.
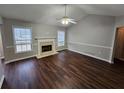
[77, 4, 124, 16]
[0, 4, 124, 26]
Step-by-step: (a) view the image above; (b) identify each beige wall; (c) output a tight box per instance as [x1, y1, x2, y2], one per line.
[1, 18, 67, 62]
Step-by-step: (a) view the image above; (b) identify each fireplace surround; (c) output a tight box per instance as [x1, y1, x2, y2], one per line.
[36, 38, 58, 59]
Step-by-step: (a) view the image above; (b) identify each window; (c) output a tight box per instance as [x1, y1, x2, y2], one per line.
[13, 26, 32, 53]
[58, 31, 65, 46]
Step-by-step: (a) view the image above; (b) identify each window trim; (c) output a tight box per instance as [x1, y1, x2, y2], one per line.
[57, 31, 65, 47]
[12, 25, 33, 54]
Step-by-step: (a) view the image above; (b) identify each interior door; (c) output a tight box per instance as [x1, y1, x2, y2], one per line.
[115, 27, 124, 60]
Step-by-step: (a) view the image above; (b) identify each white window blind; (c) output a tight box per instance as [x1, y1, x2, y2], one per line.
[58, 31, 65, 46]
[13, 26, 32, 53]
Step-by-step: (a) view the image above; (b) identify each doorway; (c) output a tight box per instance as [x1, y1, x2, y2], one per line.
[113, 27, 124, 61]
[0, 26, 4, 59]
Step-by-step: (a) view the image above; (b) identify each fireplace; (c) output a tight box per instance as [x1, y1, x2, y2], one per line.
[42, 45, 52, 52]
[36, 38, 58, 59]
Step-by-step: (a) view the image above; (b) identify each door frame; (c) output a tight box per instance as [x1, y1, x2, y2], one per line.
[111, 26, 124, 63]
[0, 27, 4, 59]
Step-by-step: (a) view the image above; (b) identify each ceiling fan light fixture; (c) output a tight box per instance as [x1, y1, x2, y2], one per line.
[61, 18, 69, 25]
[57, 4, 76, 25]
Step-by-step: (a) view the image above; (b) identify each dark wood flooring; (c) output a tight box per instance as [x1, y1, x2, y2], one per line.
[2, 50, 124, 89]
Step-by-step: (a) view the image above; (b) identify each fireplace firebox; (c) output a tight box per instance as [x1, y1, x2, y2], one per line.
[42, 45, 52, 52]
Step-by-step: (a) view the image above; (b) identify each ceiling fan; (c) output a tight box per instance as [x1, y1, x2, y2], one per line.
[57, 4, 77, 25]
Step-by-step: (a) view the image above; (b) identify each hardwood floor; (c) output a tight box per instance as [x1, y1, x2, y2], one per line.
[2, 50, 124, 89]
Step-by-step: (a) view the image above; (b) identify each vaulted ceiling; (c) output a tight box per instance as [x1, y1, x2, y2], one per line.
[78, 4, 124, 16]
[0, 4, 124, 27]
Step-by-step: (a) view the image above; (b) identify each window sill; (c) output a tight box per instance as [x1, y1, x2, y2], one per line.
[15, 50, 33, 54]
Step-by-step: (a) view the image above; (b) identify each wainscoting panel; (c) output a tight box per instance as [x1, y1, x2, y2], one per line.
[68, 42, 112, 63]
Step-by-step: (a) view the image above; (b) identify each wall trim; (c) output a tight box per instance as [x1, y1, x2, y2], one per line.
[68, 42, 112, 49]
[5, 55, 36, 64]
[56, 47, 68, 51]
[0, 56, 4, 59]
[68, 48, 112, 64]
[4, 48, 67, 64]
[6, 43, 38, 49]
[0, 75, 4, 89]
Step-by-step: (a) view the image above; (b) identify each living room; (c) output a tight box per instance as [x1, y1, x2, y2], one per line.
[0, 3, 124, 90]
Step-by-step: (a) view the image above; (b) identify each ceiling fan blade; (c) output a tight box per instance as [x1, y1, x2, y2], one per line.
[66, 18, 75, 21]
[69, 20, 77, 24]
[56, 4, 77, 25]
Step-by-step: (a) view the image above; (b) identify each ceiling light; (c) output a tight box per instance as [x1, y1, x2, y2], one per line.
[57, 4, 77, 25]
[61, 18, 69, 25]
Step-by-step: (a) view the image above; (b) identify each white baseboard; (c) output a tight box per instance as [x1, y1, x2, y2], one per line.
[36, 52, 58, 59]
[0, 75, 4, 89]
[5, 55, 36, 64]
[4, 49, 113, 64]
[57, 48, 68, 52]
[68, 48, 112, 64]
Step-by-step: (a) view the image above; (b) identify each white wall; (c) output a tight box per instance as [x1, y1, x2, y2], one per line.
[67, 15, 115, 63]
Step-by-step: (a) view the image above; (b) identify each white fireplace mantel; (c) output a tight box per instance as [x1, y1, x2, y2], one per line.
[36, 38, 58, 59]
[35, 37, 56, 40]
